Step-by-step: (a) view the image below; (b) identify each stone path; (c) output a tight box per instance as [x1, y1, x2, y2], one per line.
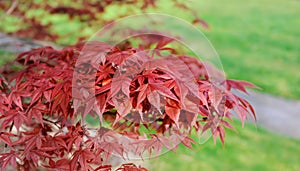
[1, 33, 299, 139]
[236, 90, 300, 139]
[0, 32, 60, 54]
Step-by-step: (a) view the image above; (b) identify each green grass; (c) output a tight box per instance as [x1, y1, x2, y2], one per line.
[0, 50, 14, 66]
[194, 0, 300, 99]
[149, 121, 300, 171]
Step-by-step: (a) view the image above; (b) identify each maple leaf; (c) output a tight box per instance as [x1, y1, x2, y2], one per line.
[165, 98, 181, 124]
[7, 90, 24, 110]
[98, 133, 125, 160]
[13, 127, 45, 152]
[226, 79, 258, 93]
[1, 110, 27, 130]
[45, 159, 70, 171]
[0, 151, 20, 171]
[70, 148, 95, 171]
[94, 165, 113, 171]
[0, 132, 16, 147]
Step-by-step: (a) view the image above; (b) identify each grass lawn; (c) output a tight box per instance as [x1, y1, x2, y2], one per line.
[194, 0, 300, 99]
[149, 120, 300, 171]
[0, 50, 14, 66]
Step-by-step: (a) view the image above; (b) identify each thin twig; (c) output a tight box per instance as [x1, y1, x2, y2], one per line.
[6, 0, 18, 15]
[43, 117, 61, 129]
[4, 121, 14, 148]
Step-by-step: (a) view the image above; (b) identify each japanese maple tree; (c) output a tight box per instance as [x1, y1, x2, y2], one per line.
[0, 1, 257, 171]
[0, 38, 256, 170]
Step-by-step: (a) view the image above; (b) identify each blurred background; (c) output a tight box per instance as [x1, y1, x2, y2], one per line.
[0, 0, 299, 170]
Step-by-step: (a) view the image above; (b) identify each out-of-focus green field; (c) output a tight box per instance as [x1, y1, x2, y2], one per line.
[149, 120, 300, 171]
[0, 50, 13, 66]
[194, 0, 300, 100]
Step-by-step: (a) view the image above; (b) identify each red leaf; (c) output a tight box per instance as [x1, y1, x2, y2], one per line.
[165, 99, 180, 124]
[235, 105, 249, 127]
[181, 137, 196, 149]
[147, 90, 161, 112]
[155, 37, 174, 50]
[0, 132, 16, 146]
[71, 148, 95, 171]
[226, 79, 257, 93]
[0, 151, 20, 170]
[95, 165, 112, 171]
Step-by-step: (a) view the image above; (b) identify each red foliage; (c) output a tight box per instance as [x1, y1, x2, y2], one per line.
[0, 38, 256, 170]
[0, 1, 255, 170]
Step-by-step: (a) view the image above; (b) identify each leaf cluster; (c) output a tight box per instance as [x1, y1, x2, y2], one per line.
[0, 38, 256, 170]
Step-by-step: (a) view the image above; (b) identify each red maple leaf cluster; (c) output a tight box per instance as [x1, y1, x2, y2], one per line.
[0, 37, 256, 170]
